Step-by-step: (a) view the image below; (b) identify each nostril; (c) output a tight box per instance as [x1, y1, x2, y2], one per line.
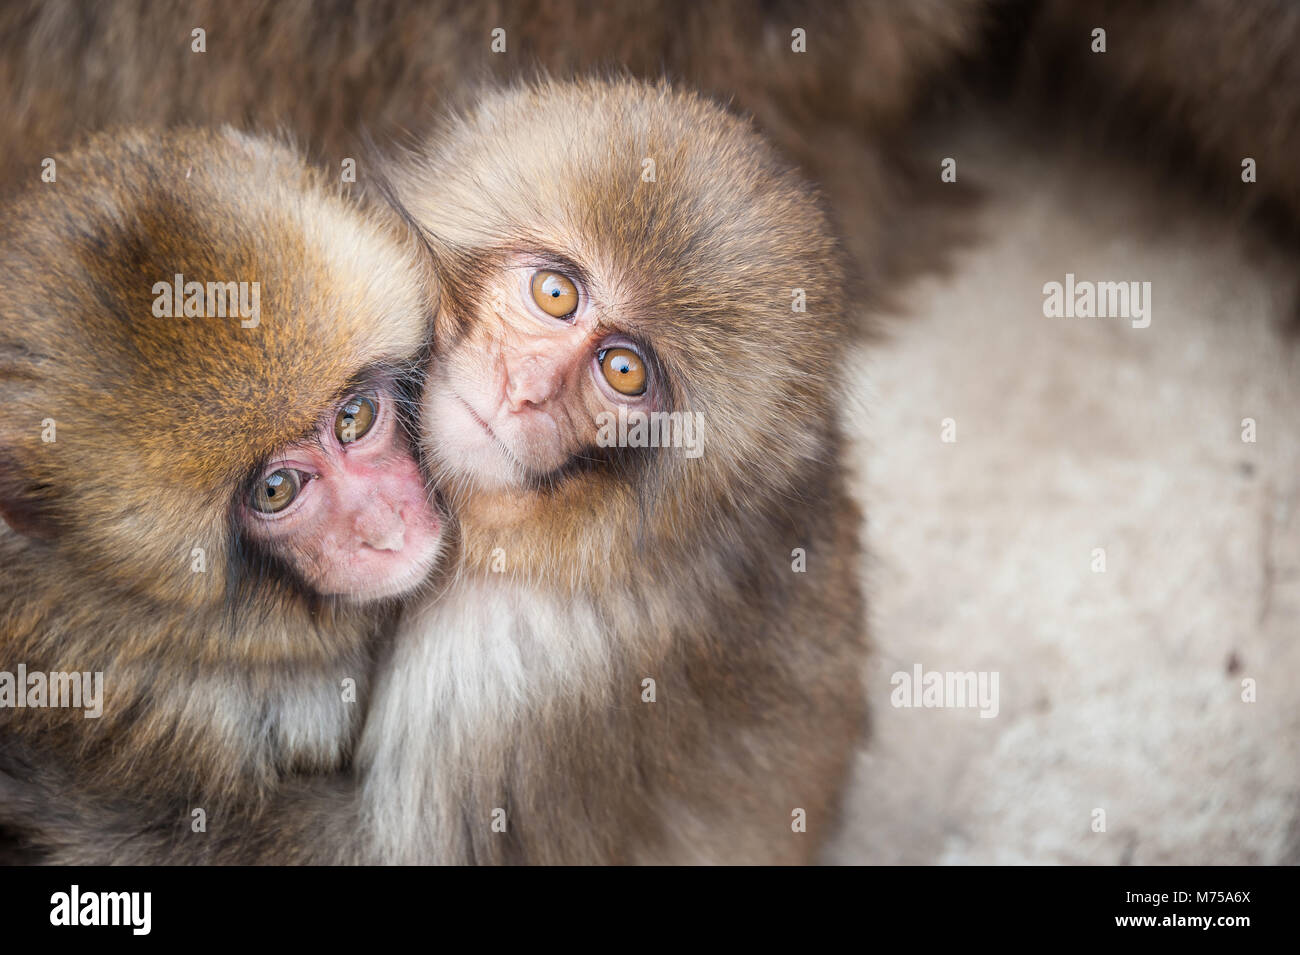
[356, 508, 406, 552]
[507, 377, 539, 408]
[364, 527, 405, 552]
[505, 355, 559, 409]
[505, 381, 531, 411]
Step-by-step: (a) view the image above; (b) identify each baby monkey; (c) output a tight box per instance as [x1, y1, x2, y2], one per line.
[4, 81, 868, 866]
[0, 128, 442, 859]
[359, 78, 868, 864]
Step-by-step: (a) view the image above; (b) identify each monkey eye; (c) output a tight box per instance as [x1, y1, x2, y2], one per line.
[335, 393, 377, 444]
[598, 346, 647, 396]
[250, 468, 304, 514]
[529, 270, 579, 318]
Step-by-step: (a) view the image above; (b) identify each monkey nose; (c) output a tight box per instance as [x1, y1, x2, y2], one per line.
[356, 507, 406, 552]
[505, 355, 561, 411]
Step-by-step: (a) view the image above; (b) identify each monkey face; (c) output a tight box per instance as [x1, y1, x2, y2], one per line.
[425, 256, 660, 490]
[0, 128, 445, 611]
[394, 79, 848, 578]
[241, 379, 443, 600]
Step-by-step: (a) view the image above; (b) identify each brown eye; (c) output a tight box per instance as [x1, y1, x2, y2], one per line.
[530, 270, 579, 318]
[599, 347, 647, 396]
[335, 393, 377, 444]
[251, 469, 302, 514]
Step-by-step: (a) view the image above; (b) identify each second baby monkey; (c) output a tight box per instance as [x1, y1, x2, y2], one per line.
[0, 127, 442, 860]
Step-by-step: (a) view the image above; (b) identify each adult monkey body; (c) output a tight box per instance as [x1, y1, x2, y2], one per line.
[1025, 0, 1300, 226]
[6, 1, 1300, 260]
[0, 0, 987, 178]
[0, 0, 995, 300]
[0, 129, 442, 861]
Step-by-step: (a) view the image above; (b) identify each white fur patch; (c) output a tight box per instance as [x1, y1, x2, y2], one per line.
[357, 578, 613, 862]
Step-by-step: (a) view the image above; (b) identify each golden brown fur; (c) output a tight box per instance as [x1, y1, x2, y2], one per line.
[6, 2, 1297, 866]
[0, 128, 430, 859]
[2, 79, 869, 866]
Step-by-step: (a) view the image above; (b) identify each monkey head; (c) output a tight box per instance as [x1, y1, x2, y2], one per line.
[0, 128, 443, 610]
[391, 79, 848, 580]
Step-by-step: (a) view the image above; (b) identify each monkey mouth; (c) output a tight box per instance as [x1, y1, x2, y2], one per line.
[448, 391, 568, 488]
[451, 391, 526, 476]
[455, 393, 500, 444]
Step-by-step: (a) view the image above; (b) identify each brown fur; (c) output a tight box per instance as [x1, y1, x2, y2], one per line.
[347, 77, 869, 864]
[3, 78, 870, 866]
[0, 81, 870, 865]
[1024, 1, 1300, 227]
[2, 78, 873, 867]
[0, 128, 430, 860]
[0, 0, 995, 310]
[0, 1, 990, 174]
[4, 2, 1297, 867]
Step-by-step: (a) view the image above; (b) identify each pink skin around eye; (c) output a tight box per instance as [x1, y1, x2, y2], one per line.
[245, 392, 442, 601]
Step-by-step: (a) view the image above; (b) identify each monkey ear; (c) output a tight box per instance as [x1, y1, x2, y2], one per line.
[0, 457, 59, 541]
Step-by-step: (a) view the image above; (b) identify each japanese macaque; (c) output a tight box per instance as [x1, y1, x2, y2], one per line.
[0, 128, 442, 860]
[352, 77, 868, 864]
[1, 79, 867, 866]
[0, 0, 995, 299]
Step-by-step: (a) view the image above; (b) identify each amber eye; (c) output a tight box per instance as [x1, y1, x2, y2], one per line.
[251, 468, 302, 514]
[335, 393, 377, 444]
[599, 347, 647, 396]
[530, 270, 579, 318]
